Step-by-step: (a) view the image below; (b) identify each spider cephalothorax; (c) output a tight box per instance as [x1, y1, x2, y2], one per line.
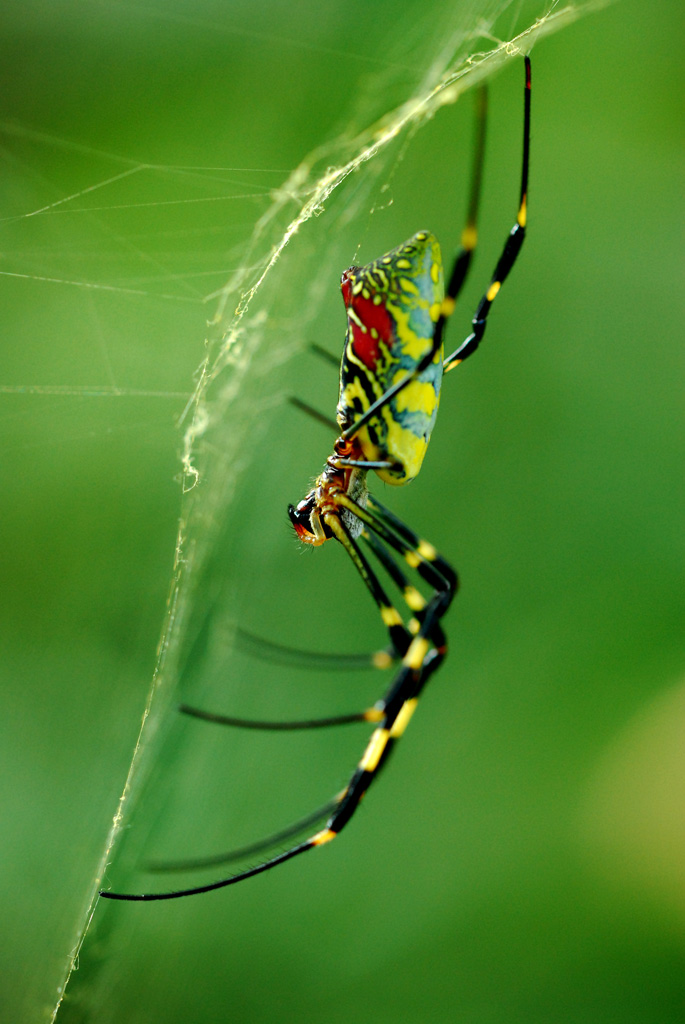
[289, 436, 370, 545]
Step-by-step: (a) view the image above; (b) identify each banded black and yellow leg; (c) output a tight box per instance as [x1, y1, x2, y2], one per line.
[177, 510, 419, 740]
[362, 525, 454, 682]
[306, 589, 450, 848]
[443, 56, 531, 372]
[337, 493, 457, 613]
[100, 596, 446, 902]
[325, 514, 414, 658]
[159, 581, 446, 880]
[237, 394, 397, 674]
[368, 495, 458, 600]
[360, 528, 452, 694]
[198, 512, 425, 729]
[186, 519, 440, 736]
[435, 83, 488, 346]
[180, 531, 405, 728]
[362, 528, 427, 638]
[336, 499, 455, 726]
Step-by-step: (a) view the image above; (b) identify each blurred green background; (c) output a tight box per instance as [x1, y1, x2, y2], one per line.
[1, 1, 683, 1021]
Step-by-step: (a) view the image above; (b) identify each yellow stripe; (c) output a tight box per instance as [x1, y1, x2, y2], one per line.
[360, 728, 389, 772]
[486, 281, 501, 302]
[363, 707, 385, 723]
[440, 296, 456, 318]
[461, 223, 478, 250]
[404, 550, 421, 569]
[517, 196, 527, 228]
[389, 698, 418, 738]
[403, 585, 426, 611]
[418, 539, 437, 561]
[406, 636, 430, 671]
[311, 828, 336, 846]
[381, 605, 403, 628]
[372, 650, 393, 670]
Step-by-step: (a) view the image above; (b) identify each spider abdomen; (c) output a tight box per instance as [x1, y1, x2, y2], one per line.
[337, 231, 444, 486]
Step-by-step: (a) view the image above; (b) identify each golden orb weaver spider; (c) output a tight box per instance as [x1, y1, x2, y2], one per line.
[100, 56, 531, 902]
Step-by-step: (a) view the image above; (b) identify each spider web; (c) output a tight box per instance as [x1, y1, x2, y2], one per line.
[0, 1, 611, 1020]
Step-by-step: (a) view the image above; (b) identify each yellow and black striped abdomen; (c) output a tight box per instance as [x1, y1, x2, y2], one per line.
[336, 232, 444, 485]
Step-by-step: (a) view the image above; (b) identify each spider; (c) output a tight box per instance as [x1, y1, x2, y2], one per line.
[100, 56, 531, 902]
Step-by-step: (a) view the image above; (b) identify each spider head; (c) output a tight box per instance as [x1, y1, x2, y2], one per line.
[288, 493, 330, 546]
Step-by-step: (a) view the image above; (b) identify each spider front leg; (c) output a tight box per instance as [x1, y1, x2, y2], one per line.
[336, 494, 458, 624]
[442, 56, 531, 372]
[435, 81, 488, 334]
[327, 497, 456, 666]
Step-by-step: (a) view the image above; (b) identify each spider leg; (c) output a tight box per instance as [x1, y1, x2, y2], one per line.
[147, 794, 341, 874]
[435, 83, 488, 338]
[179, 510, 449, 734]
[156, 523, 452, 881]
[180, 505, 453, 735]
[335, 499, 455, 700]
[230, 499, 454, 680]
[309, 342, 340, 368]
[362, 529, 428, 637]
[305, 590, 449, 840]
[234, 625, 395, 671]
[178, 702, 383, 731]
[337, 493, 458, 612]
[443, 56, 531, 372]
[100, 835, 325, 900]
[99, 591, 447, 901]
[288, 395, 338, 432]
[368, 495, 458, 596]
[326, 515, 414, 657]
[177, 514, 418, 734]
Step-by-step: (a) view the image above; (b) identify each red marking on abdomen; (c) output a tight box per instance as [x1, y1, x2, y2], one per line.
[349, 294, 394, 370]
